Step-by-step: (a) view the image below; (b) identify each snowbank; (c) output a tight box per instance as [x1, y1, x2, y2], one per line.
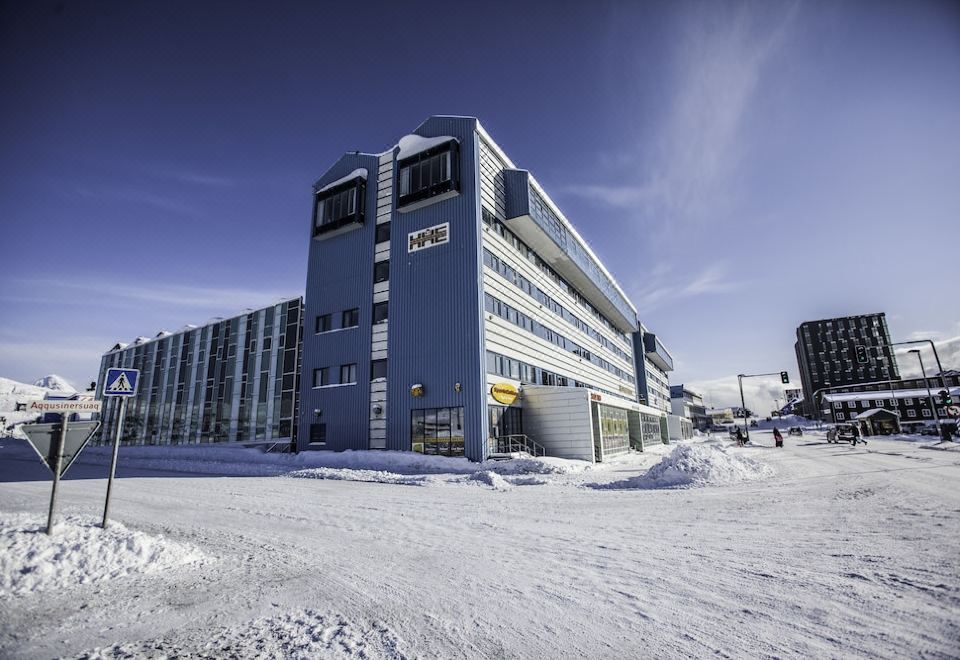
[77, 609, 407, 660]
[0, 513, 208, 597]
[592, 443, 774, 490]
[75, 445, 593, 479]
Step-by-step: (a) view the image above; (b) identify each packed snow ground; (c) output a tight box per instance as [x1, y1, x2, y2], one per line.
[0, 430, 957, 658]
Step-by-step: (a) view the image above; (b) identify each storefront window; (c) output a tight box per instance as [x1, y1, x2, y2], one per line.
[411, 407, 465, 456]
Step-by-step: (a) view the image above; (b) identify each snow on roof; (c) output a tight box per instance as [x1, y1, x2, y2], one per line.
[396, 134, 457, 161]
[316, 168, 367, 194]
[854, 408, 898, 419]
[155, 330, 172, 338]
[823, 386, 959, 402]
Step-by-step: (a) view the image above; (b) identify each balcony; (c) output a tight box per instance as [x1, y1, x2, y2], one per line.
[643, 333, 674, 372]
[502, 169, 636, 333]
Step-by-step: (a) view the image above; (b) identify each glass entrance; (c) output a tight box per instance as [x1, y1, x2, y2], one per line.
[488, 405, 523, 438]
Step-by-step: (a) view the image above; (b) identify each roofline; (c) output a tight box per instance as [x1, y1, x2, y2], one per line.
[475, 119, 639, 322]
[103, 296, 302, 356]
[796, 312, 888, 328]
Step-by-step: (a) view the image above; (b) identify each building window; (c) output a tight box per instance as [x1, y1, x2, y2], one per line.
[375, 222, 390, 244]
[373, 260, 389, 284]
[397, 140, 459, 207]
[834, 402, 843, 409]
[904, 398, 913, 406]
[836, 413, 845, 420]
[372, 301, 389, 324]
[342, 308, 359, 328]
[309, 423, 326, 444]
[907, 409, 916, 418]
[313, 178, 365, 235]
[340, 363, 357, 384]
[411, 406, 464, 456]
[370, 359, 387, 381]
[315, 314, 332, 333]
[847, 401, 857, 409]
[922, 409, 931, 418]
[313, 367, 330, 387]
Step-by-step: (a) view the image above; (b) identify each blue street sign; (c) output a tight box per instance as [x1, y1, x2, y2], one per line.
[104, 368, 139, 397]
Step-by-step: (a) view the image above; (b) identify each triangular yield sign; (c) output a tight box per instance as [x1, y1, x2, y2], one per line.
[21, 421, 101, 476]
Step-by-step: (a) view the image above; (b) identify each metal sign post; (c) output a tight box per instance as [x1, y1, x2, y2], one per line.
[20, 400, 102, 536]
[45, 414, 68, 535]
[101, 368, 139, 529]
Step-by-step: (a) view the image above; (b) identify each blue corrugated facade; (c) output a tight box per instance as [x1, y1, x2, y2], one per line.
[383, 117, 488, 460]
[297, 116, 663, 461]
[299, 152, 380, 452]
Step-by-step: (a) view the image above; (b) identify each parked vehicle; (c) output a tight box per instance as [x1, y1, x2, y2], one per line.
[828, 424, 863, 444]
[788, 426, 803, 437]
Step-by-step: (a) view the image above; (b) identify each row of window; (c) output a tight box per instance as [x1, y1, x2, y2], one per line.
[315, 302, 388, 334]
[482, 247, 631, 365]
[313, 140, 460, 237]
[484, 293, 634, 384]
[312, 359, 388, 387]
[485, 350, 628, 401]
[835, 408, 935, 421]
[481, 208, 628, 344]
[315, 308, 359, 333]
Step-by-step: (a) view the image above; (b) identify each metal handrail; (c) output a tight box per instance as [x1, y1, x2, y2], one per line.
[487, 434, 545, 457]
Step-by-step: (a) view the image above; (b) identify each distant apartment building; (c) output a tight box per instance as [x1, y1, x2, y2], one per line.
[794, 313, 899, 416]
[670, 384, 708, 431]
[96, 298, 302, 446]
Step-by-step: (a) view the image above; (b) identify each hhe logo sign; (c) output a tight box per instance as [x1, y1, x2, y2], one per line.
[408, 223, 449, 253]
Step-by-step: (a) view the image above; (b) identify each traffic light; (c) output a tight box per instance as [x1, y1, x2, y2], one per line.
[855, 345, 868, 364]
[939, 390, 953, 406]
[780, 371, 789, 384]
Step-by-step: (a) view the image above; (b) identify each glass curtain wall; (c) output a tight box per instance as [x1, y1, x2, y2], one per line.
[96, 298, 302, 447]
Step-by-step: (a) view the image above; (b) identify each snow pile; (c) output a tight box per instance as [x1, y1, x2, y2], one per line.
[463, 470, 513, 490]
[33, 374, 76, 392]
[594, 443, 774, 490]
[286, 467, 442, 487]
[0, 513, 208, 597]
[76, 609, 408, 660]
[1, 376, 61, 439]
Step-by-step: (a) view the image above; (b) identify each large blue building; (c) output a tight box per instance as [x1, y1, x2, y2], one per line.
[299, 116, 667, 462]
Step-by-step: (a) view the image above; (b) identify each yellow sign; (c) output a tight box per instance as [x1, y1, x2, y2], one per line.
[410, 384, 424, 397]
[490, 382, 519, 405]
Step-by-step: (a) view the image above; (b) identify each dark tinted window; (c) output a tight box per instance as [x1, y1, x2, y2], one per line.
[313, 367, 329, 387]
[373, 260, 389, 284]
[342, 308, 359, 328]
[375, 222, 390, 243]
[315, 314, 332, 333]
[373, 301, 388, 324]
[370, 359, 387, 380]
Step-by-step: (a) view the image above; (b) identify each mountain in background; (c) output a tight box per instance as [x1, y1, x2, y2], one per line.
[1, 376, 71, 439]
[32, 374, 76, 392]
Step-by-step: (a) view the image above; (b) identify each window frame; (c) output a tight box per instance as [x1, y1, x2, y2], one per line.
[340, 363, 357, 385]
[315, 314, 332, 334]
[312, 367, 330, 388]
[375, 221, 391, 244]
[370, 359, 387, 381]
[313, 177, 366, 236]
[373, 260, 389, 284]
[372, 301, 389, 324]
[342, 308, 359, 328]
[397, 140, 460, 207]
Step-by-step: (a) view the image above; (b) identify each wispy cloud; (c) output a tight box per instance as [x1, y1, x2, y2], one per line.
[630, 261, 745, 313]
[566, 3, 798, 233]
[75, 186, 201, 217]
[8, 278, 296, 313]
[895, 333, 960, 378]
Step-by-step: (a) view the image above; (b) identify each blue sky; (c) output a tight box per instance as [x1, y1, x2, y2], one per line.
[1, 0, 958, 409]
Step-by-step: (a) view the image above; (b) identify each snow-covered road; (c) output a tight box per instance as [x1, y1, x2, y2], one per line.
[1, 432, 957, 658]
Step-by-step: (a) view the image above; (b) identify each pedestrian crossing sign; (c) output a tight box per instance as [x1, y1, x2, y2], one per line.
[104, 368, 139, 397]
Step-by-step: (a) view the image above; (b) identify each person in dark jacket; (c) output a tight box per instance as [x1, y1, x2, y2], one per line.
[773, 427, 784, 448]
[735, 427, 745, 447]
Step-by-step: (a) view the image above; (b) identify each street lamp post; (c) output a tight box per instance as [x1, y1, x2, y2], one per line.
[909, 349, 943, 439]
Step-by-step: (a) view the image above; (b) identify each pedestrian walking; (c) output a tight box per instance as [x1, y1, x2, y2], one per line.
[735, 427, 745, 447]
[773, 427, 784, 448]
